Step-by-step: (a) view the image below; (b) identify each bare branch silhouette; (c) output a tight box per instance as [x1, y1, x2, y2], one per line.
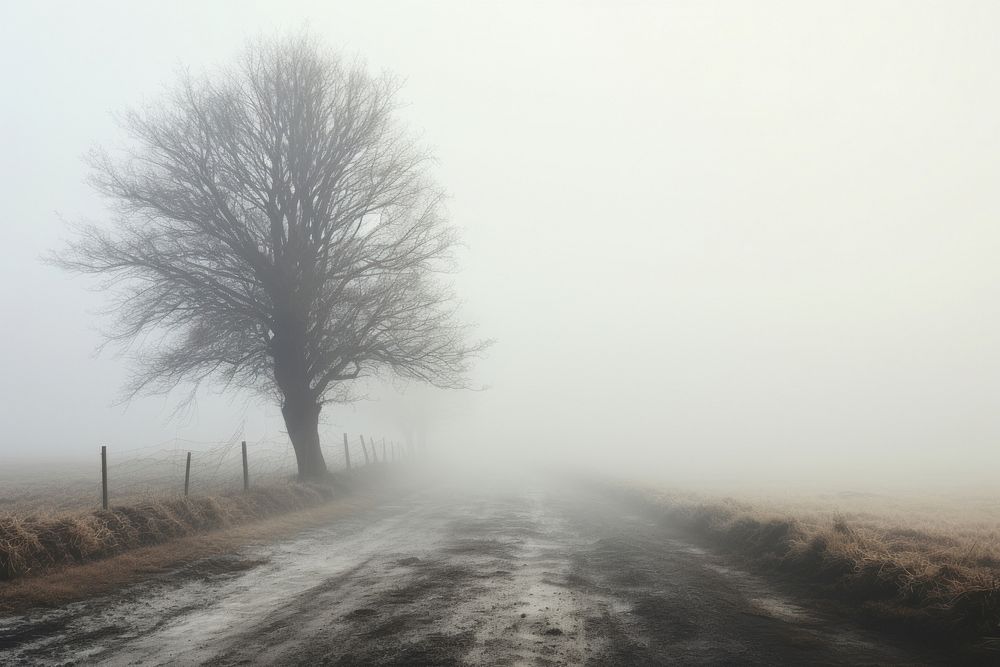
[52, 34, 489, 479]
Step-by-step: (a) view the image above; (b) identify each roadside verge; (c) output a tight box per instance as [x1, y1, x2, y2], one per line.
[0, 469, 409, 612]
[611, 482, 1000, 647]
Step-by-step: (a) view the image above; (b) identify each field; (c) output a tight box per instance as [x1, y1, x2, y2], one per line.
[622, 481, 1000, 641]
[0, 436, 353, 515]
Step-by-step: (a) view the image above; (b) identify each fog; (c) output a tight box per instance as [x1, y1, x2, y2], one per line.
[4, 1, 1000, 492]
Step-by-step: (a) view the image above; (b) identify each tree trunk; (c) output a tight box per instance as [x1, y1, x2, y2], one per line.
[281, 395, 328, 480]
[271, 304, 328, 481]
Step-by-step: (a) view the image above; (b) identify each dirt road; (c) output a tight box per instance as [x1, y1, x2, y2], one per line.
[0, 473, 951, 665]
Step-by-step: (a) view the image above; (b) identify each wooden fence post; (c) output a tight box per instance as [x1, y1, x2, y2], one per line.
[343, 432, 351, 472]
[370, 435, 379, 463]
[359, 435, 370, 465]
[382, 438, 387, 462]
[184, 451, 192, 496]
[242, 440, 249, 491]
[101, 445, 108, 510]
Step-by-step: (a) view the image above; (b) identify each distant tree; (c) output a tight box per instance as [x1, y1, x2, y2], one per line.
[53, 35, 488, 480]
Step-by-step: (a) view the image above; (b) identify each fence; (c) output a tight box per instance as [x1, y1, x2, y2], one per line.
[93, 433, 408, 510]
[0, 434, 407, 515]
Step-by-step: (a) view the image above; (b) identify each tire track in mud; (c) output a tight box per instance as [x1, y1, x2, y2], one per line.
[208, 489, 617, 665]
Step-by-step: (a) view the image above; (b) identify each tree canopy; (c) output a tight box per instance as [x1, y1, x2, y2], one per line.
[55, 35, 487, 478]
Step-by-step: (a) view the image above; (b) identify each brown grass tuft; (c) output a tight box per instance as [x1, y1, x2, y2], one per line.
[0, 482, 337, 581]
[0, 485, 397, 614]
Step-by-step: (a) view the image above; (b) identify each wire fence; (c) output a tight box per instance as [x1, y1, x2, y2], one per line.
[0, 432, 404, 516]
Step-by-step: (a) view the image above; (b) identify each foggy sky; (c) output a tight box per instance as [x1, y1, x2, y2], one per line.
[4, 1, 1000, 490]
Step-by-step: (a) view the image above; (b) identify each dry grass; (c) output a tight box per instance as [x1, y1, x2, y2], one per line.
[0, 481, 339, 583]
[0, 485, 391, 613]
[623, 484, 1000, 640]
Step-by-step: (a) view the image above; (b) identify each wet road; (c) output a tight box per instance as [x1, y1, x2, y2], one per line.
[1, 474, 944, 665]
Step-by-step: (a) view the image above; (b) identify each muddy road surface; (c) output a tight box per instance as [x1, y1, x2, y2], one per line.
[0, 474, 952, 665]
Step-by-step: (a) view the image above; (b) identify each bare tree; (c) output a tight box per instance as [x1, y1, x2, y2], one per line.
[53, 35, 487, 480]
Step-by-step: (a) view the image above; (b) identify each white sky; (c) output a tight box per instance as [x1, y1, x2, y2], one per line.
[3, 1, 1000, 489]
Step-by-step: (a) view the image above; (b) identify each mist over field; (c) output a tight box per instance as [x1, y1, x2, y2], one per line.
[7, 3, 1000, 664]
[5, 2, 1000, 487]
